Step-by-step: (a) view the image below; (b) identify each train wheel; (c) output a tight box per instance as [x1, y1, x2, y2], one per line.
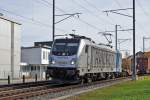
[110, 73, 115, 79]
[80, 78, 84, 84]
[79, 77, 85, 84]
[46, 73, 49, 80]
[104, 73, 109, 80]
[81, 79, 84, 84]
[87, 78, 92, 83]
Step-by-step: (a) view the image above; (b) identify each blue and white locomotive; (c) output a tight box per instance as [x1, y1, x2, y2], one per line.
[46, 34, 122, 83]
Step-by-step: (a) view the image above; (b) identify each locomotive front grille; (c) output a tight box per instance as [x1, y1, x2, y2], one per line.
[47, 67, 77, 80]
[53, 69, 67, 78]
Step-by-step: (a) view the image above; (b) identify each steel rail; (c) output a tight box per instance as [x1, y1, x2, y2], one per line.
[0, 80, 54, 92]
[0, 77, 131, 100]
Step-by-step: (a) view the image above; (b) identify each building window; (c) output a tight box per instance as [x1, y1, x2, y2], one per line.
[43, 51, 45, 60]
[45, 52, 48, 60]
[85, 45, 89, 53]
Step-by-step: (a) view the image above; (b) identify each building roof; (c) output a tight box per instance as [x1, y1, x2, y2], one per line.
[0, 14, 21, 25]
[21, 46, 51, 50]
[34, 41, 53, 47]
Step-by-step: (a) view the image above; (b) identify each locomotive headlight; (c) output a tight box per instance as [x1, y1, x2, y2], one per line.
[71, 61, 75, 65]
[51, 60, 56, 64]
[71, 58, 77, 65]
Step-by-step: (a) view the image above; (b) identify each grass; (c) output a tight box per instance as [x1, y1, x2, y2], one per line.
[67, 76, 150, 100]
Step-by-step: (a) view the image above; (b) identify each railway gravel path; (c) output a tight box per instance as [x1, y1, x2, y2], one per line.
[0, 77, 131, 100]
[30, 77, 131, 100]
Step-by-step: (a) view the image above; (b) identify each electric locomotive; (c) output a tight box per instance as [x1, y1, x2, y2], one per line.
[46, 34, 122, 83]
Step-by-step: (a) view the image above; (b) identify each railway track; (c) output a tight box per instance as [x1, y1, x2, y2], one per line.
[0, 80, 57, 92]
[0, 77, 131, 100]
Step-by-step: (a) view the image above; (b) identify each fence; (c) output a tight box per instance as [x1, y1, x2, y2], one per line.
[0, 70, 47, 85]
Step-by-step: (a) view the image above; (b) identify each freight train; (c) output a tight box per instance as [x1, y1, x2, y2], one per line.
[46, 34, 122, 83]
[137, 57, 150, 74]
[122, 52, 150, 75]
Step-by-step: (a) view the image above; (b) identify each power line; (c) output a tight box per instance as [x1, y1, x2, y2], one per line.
[35, 0, 51, 7]
[103, 8, 133, 18]
[35, 0, 101, 32]
[136, 0, 150, 17]
[114, 0, 123, 8]
[136, 0, 150, 34]
[83, 0, 115, 25]
[84, 0, 128, 33]
[82, 0, 134, 46]
[83, 0, 101, 12]
[39, 0, 104, 31]
[35, 0, 66, 13]
[71, 0, 114, 26]
[0, 7, 67, 32]
[113, 0, 148, 35]
[104, 0, 136, 80]
[38, 0, 66, 13]
[78, 17, 103, 31]
[83, 0, 135, 37]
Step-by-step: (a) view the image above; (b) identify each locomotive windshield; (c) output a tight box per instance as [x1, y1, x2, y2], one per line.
[52, 39, 80, 56]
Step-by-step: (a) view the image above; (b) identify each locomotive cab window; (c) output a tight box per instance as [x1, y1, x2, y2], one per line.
[85, 45, 89, 53]
[52, 39, 80, 56]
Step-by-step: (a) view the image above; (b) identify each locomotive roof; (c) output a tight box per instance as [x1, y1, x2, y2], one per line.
[55, 38, 80, 42]
[55, 37, 115, 53]
[83, 39, 115, 53]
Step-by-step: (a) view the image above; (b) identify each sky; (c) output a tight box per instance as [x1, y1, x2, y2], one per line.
[0, 0, 150, 54]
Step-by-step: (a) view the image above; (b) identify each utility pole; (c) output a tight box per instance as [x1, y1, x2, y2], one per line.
[143, 37, 145, 52]
[52, 0, 55, 41]
[115, 25, 118, 73]
[132, 0, 136, 80]
[115, 25, 118, 51]
[115, 25, 121, 51]
[143, 37, 150, 52]
[52, 0, 81, 41]
[103, 1, 136, 80]
[115, 25, 121, 73]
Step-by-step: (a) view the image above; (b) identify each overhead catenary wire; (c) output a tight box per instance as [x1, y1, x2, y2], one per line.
[83, 0, 132, 36]
[135, 0, 150, 34]
[136, 0, 150, 17]
[77, 0, 133, 44]
[0, 7, 68, 33]
[114, 0, 123, 8]
[114, 0, 148, 35]
[77, 17, 103, 31]
[83, 0, 115, 26]
[72, 0, 115, 26]
[34, 0, 52, 8]
[38, 0, 104, 31]
[38, 0, 66, 13]
[33, 0, 107, 40]
[84, 0, 131, 37]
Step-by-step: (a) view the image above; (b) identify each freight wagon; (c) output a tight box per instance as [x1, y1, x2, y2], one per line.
[122, 56, 150, 75]
[137, 57, 150, 74]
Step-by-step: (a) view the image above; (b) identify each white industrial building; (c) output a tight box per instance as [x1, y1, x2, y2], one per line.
[21, 46, 50, 79]
[0, 16, 21, 79]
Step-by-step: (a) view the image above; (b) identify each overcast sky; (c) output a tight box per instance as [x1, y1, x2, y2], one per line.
[0, 0, 150, 54]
